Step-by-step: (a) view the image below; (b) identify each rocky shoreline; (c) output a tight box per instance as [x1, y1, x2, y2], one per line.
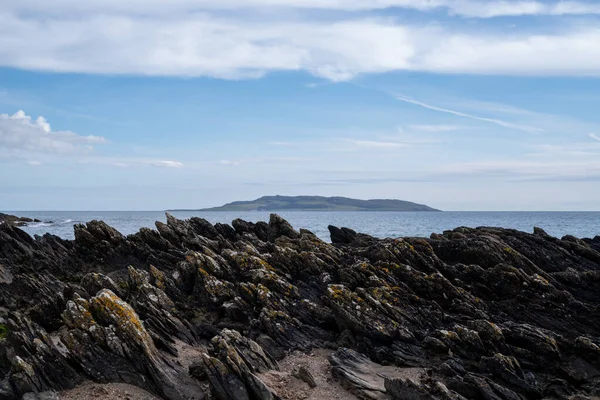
[0, 214, 599, 400]
[0, 213, 42, 227]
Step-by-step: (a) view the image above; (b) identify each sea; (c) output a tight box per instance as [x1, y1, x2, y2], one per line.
[7, 211, 600, 242]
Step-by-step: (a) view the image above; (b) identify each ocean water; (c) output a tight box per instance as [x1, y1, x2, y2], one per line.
[7, 211, 600, 242]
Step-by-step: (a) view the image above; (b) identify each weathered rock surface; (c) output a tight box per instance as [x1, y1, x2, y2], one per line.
[0, 215, 599, 399]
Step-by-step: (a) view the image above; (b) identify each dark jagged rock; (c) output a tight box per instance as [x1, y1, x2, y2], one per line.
[0, 213, 41, 227]
[0, 214, 599, 399]
[200, 329, 279, 400]
[268, 214, 299, 242]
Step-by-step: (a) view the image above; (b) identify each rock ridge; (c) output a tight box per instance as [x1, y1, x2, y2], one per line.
[0, 214, 598, 399]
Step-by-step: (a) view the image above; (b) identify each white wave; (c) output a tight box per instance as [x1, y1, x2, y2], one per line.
[61, 219, 74, 224]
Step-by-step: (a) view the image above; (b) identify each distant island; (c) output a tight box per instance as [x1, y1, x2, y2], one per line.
[170, 195, 440, 212]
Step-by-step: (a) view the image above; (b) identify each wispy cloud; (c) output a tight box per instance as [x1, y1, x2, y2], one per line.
[409, 125, 462, 133]
[150, 160, 184, 168]
[218, 157, 306, 166]
[74, 157, 186, 169]
[352, 140, 407, 149]
[395, 97, 544, 133]
[590, 133, 600, 142]
[267, 141, 304, 147]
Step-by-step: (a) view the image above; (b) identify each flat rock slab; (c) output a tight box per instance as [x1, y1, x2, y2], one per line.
[329, 348, 425, 399]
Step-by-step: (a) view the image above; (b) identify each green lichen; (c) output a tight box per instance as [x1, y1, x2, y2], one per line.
[0, 324, 9, 340]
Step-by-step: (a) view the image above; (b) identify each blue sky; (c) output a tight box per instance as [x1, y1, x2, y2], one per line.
[1, 0, 600, 211]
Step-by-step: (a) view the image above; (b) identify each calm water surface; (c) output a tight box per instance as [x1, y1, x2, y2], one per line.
[7, 211, 600, 241]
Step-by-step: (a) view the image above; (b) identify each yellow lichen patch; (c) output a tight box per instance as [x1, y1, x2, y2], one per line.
[228, 252, 273, 273]
[238, 282, 257, 298]
[200, 275, 236, 302]
[63, 297, 97, 332]
[250, 269, 300, 299]
[12, 356, 35, 376]
[439, 330, 461, 341]
[545, 335, 559, 351]
[149, 265, 166, 289]
[256, 284, 272, 302]
[327, 284, 346, 300]
[183, 252, 222, 276]
[328, 285, 375, 312]
[531, 273, 550, 286]
[90, 289, 153, 351]
[486, 321, 502, 335]
[493, 353, 521, 371]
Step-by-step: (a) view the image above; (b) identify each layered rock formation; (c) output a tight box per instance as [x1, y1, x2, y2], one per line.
[0, 214, 599, 399]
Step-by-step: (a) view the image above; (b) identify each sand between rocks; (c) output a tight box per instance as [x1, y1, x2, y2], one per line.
[259, 349, 359, 400]
[59, 382, 161, 400]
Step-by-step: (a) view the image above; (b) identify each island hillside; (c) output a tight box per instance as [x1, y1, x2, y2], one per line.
[172, 195, 440, 212]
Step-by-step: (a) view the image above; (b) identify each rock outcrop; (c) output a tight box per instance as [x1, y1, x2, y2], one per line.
[0, 214, 599, 399]
[0, 213, 41, 227]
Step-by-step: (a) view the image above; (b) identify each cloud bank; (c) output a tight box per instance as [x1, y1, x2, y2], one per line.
[1, 2, 600, 81]
[6, 0, 600, 17]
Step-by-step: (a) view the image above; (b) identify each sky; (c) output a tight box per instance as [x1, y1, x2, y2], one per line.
[1, 0, 600, 211]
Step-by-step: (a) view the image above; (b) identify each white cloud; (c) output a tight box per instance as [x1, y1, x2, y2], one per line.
[0, 110, 107, 155]
[150, 160, 184, 168]
[5, 0, 600, 17]
[1, 10, 600, 80]
[590, 133, 600, 142]
[0, 113, 183, 168]
[218, 157, 306, 166]
[71, 157, 186, 169]
[449, 1, 600, 18]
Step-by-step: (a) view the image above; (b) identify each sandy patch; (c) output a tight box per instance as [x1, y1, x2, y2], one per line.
[258, 349, 359, 400]
[59, 382, 160, 400]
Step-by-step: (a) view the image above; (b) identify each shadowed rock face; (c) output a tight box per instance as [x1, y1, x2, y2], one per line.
[0, 214, 599, 399]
